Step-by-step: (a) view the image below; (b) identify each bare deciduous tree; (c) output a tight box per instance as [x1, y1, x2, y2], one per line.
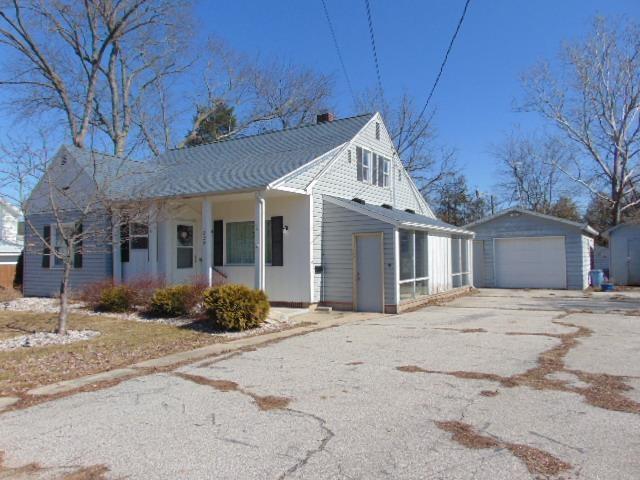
[493, 132, 574, 212]
[0, 137, 154, 333]
[521, 17, 640, 226]
[0, 0, 192, 156]
[177, 39, 335, 148]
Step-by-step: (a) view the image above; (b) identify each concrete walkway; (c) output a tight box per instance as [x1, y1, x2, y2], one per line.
[0, 290, 639, 479]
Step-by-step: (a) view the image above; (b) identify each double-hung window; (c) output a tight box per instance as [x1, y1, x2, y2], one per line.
[356, 146, 390, 188]
[362, 150, 371, 183]
[53, 223, 74, 268]
[130, 223, 149, 249]
[382, 158, 390, 187]
[399, 229, 429, 300]
[226, 220, 272, 265]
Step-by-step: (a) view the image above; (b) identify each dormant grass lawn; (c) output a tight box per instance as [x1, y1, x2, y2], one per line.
[0, 311, 225, 397]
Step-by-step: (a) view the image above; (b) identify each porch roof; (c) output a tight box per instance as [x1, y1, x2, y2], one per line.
[325, 196, 474, 236]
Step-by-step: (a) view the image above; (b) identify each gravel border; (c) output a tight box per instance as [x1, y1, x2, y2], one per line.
[0, 329, 101, 351]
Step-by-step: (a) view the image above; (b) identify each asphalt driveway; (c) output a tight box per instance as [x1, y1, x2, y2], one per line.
[1, 289, 639, 479]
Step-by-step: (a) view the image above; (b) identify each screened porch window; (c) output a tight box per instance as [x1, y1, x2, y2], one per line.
[225, 221, 271, 265]
[451, 236, 470, 287]
[399, 229, 429, 301]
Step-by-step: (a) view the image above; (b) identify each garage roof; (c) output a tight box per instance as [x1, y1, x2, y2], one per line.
[464, 207, 598, 237]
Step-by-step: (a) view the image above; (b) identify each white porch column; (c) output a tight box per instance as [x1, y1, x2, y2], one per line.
[148, 204, 158, 277]
[254, 192, 266, 291]
[112, 215, 122, 284]
[202, 197, 213, 286]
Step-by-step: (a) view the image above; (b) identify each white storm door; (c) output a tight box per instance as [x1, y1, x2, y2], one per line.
[174, 222, 196, 284]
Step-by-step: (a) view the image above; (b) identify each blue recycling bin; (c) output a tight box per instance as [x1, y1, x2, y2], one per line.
[589, 269, 604, 288]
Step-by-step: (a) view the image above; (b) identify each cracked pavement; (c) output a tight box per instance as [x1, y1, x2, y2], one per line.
[1, 289, 640, 479]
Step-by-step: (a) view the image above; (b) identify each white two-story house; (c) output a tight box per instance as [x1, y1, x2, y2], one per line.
[23, 112, 473, 312]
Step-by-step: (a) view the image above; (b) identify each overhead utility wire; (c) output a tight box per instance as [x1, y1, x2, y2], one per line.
[364, 0, 385, 103]
[405, 0, 472, 152]
[320, 0, 358, 106]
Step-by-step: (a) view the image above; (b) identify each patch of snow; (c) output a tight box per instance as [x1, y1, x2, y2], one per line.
[0, 329, 101, 351]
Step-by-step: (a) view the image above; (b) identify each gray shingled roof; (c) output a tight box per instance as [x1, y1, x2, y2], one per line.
[327, 196, 473, 234]
[67, 114, 373, 200]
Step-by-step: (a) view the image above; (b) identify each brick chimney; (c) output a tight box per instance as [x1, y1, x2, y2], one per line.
[316, 112, 335, 123]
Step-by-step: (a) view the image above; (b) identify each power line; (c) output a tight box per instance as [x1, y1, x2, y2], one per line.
[320, 0, 357, 105]
[363, 0, 384, 103]
[407, 0, 472, 151]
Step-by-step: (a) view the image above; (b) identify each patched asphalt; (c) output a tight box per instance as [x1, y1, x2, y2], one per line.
[1, 289, 639, 479]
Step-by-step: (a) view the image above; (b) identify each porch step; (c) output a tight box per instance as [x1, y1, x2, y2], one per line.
[315, 306, 333, 313]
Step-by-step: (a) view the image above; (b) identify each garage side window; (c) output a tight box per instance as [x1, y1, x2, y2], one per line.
[451, 237, 470, 287]
[399, 229, 429, 301]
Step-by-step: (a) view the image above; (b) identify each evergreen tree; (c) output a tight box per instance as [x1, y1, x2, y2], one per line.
[184, 101, 237, 147]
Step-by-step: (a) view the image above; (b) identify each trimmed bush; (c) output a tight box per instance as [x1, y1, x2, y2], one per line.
[149, 284, 201, 317]
[203, 284, 269, 331]
[96, 285, 135, 312]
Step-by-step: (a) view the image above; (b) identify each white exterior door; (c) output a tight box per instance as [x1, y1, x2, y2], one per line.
[354, 233, 384, 312]
[174, 221, 197, 284]
[494, 237, 566, 289]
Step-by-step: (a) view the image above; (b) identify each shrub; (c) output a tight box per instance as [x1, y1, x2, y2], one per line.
[203, 284, 270, 331]
[125, 276, 166, 309]
[149, 284, 202, 317]
[96, 285, 135, 312]
[77, 279, 115, 309]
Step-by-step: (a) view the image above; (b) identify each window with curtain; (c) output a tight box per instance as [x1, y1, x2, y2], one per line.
[399, 229, 430, 301]
[225, 221, 271, 265]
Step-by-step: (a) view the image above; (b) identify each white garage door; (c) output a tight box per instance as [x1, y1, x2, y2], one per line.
[495, 237, 566, 289]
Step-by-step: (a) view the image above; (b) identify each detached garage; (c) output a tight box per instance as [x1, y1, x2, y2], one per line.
[465, 208, 598, 290]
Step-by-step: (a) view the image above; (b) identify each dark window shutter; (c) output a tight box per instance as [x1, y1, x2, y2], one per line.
[271, 216, 283, 266]
[356, 147, 363, 181]
[73, 222, 83, 268]
[372, 153, 378, 186]
[42, 225, 51, 268]
[120, 223, 130, 263]
[213, 220, 223, 266]
[378, 156, 384, 186]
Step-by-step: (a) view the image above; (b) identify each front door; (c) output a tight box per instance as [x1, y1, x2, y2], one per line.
[355, 233, 384, 312]
[627, 239, 640, 285]
[174, 222, 196, 284]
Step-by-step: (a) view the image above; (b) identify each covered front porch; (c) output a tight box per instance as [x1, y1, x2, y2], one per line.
[112, 190, 313, 306]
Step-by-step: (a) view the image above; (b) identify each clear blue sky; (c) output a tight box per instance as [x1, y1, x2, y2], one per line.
[196, 0, 640, 194]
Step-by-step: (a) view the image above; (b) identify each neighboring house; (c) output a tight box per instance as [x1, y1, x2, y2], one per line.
[465, 208, 597, 290]
[0, 198, 23, 288]
[23, 112, 474, 312]
[604, 224, 640, 286]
